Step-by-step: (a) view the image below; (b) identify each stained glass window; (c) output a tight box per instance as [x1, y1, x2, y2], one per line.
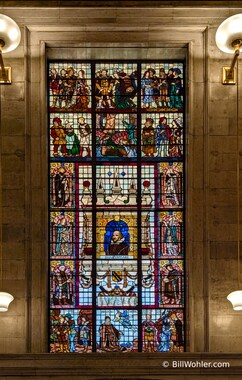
[49, 60, 185, 353]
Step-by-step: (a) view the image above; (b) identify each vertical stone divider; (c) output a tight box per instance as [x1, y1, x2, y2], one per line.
[203, 25, 210, 352]
[24, 25, 32, 353]
[0, 67, 2, 294]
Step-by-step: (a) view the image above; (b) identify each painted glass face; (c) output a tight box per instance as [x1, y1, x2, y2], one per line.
[49, 61, 185, 353]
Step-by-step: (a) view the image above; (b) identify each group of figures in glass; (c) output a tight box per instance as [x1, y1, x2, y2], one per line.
[49, 63, 183, 113]
[49, 61, 185, 353]
[50, 308, 183, 353]
[49, 112, 183, 159]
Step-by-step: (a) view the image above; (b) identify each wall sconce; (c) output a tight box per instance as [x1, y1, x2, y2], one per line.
[216, 14, 242, 84]
[0, 14, 21, 84]
[0, 292, 14, 312]
[227, 291, 242, 311]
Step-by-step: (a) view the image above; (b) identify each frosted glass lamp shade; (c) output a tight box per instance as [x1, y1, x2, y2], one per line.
[0, 14, 21, 53]
[227, 290, 242, 310]
[216, 14, 242, 54]
[0, 292, 14, 312]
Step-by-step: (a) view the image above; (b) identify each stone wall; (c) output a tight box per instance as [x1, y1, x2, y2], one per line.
[0, 2, 242, 378]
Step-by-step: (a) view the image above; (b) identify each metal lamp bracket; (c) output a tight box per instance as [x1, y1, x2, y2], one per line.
[0, 66, 12, 84]
[222, 66, 236, 85]
[0, 38, 12, 84]
[222, 38, 242, 85]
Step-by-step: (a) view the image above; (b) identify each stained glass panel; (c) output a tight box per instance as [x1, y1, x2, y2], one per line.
[50, 211, 75, 259]
[159, 259, 184, 307]
[49, 62, 92, 113]
[96, 212, 138, 259]
[141, 113, 183, 159]
[78, 165, 93, 208]
[142, 309, 184, 352]
[160, 211, 184, 258]
[96, 260, 138, 307]
[141, 62, 183, 112]
[96, 164, 137, 207]
[96, 309, 138, 352]
[160, 162, 184, 209]
[50, 163, 75, 208]
[50, 309, 92, 353]
[50, 260, 75, 308]
[78, 260, 93, 306]
[95, 63, 137, 111]
[96, 113, 137, 159]
[79, 212, 93, 259]
[50, 113, 92, 159]
[49, 60, 185, 353]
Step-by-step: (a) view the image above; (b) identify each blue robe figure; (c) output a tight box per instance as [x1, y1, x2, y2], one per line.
[68, 323, 77, 353]
[141, 71, 153, 107]
[157, 317, 172, 352]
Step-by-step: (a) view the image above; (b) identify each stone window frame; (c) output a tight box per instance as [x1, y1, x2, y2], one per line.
[25, 24, 208, 353]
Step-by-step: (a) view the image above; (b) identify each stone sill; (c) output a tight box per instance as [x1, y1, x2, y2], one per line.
[0, 353, 242, 377]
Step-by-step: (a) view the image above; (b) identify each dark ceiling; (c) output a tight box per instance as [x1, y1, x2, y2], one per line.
[1, 0, 242, 7]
